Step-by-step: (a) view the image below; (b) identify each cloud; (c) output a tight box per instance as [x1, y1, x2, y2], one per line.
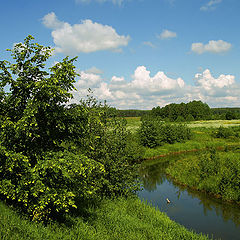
[76, 71, 103, 88]
[194, 69, 235, 91]
[71, 67, 240, 109]
[130, 66, 184, 91]
[191, 40, 231, 54]
[158, 30, 177, 40]
[75, 0, 124, 5]
[143, 41, 156, 48]
[42, 12, 130, 54]
[72, 66, 186, 109]
[111, 76, 125, 82]
[200, 0, 222, 11]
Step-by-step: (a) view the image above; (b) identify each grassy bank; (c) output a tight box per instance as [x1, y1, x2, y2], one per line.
[166, 147, 240, 203]
[0, 197, 210, 240]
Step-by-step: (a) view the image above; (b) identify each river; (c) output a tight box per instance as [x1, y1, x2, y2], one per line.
[138, 154, 240, 240]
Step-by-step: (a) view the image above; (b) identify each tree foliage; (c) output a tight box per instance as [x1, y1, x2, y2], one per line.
[0, 36, 141, 221]
[151, 101, 211, 121]
[138, 116, 192, 148]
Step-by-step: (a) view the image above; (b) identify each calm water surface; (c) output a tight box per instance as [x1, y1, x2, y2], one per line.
[138, 154, 240, 240]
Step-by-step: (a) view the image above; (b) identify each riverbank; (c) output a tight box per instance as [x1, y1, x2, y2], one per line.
[0, 197, 210, 240]
[139, 155, 240, 240]
[165, 147, 240, 204]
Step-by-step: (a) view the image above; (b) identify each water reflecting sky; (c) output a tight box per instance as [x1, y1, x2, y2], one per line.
[138, 156, 240, 240]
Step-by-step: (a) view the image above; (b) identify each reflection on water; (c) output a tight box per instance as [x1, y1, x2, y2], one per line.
[138, 154, 240, 240]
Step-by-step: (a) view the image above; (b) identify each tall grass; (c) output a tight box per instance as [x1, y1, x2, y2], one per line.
[166, 147, 240, 203]
[0, 197, 210, 240]
[143, 127, 240, 159]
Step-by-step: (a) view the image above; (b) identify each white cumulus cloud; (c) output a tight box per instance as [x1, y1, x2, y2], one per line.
[111, 76, 125, 82]
[158, 30, 177, 40]
[76, 71, 102, 88]
[42, 12, 130, 54]
[191, 40, 231, 54]
[130, 66, 184, 91]
[194, 69, 235, 91]
[71, 66, 240, 109]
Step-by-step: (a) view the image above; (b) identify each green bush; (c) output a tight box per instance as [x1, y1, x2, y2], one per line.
[138, 117, 161, 148]
[213, 126, 240, 139]
[138, 117, 192, 148]
[0, 36, 142, 221]
[0, 146, 105, 221]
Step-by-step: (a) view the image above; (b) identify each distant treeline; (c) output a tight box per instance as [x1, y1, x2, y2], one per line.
[114, 101, 240, 121]
[152, 101, 211, 121]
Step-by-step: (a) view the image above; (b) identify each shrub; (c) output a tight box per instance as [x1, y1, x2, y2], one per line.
[213, 126, 239, 139]
[138, 117, 192, 148]
[0, 146, 105, 221]
[138, 117, 162, 148]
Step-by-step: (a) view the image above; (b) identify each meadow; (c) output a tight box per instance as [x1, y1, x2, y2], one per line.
[125, 117, 240, 159]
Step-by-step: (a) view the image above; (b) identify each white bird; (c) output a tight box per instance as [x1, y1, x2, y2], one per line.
[166, 198, 171, 204]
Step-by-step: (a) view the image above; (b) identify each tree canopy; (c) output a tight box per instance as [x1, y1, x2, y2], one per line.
[0, 36, 141, 221]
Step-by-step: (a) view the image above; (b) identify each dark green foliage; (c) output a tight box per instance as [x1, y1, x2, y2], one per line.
[185, 114, 195, 122]
[0, 36, 141, 221]
[138, 117, 192, 148]
[151, 100, 211, 121]
[175, 115, 185, 122]
[213, 126, 240, 139]
[166, 147, 240, 202]
[225, 111, 237, 120]
[211, 108, 240, 120]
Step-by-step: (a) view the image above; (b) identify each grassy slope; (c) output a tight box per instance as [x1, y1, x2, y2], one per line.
[165, 149, 240, 203]
[0, 198, 209, 240]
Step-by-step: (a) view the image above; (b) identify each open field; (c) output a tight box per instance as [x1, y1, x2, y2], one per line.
[125, 117, 240, 159]
[125, 117, 240, 133]
[187, 119, 240, 128]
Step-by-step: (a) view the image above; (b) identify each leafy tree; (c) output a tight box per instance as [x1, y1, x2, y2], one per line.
[0, 35, 78, 156]
[0, 36, 141, 221]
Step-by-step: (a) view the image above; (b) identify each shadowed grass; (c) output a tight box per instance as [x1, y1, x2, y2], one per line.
[0, 197, 210, 240]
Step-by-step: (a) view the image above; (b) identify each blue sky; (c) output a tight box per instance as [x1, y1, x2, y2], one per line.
[1, 0, 240, 109]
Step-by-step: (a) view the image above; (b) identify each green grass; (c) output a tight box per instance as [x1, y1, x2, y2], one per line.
[125, 117, 141, 132]
[125, 118, 240, 133]
[166, 147, 240, 203]
[0, 198, 210, 240]
[187, 119, 240, 128]
[142, 127, 240, 159]
[124, 118, 240, 158]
